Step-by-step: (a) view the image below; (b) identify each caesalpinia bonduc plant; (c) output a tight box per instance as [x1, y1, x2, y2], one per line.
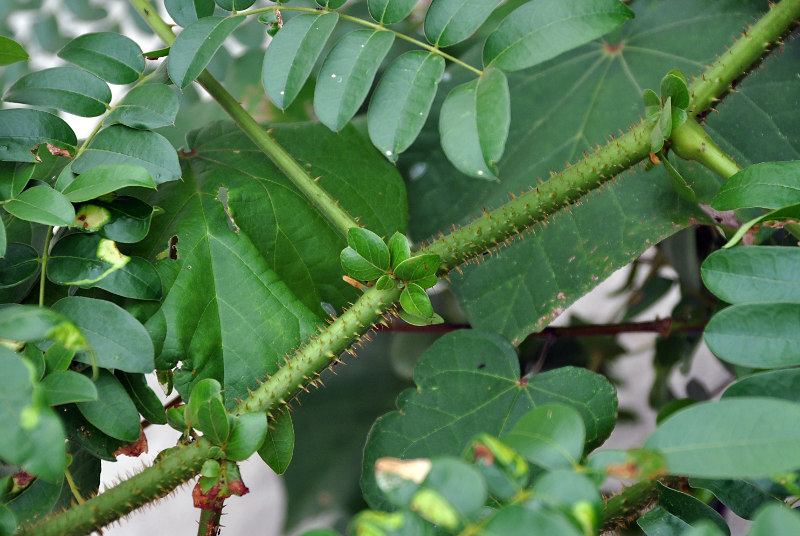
[1, 0, 800, 535]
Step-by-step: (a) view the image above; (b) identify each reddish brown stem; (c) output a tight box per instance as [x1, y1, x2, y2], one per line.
[380, 318, 706, 338]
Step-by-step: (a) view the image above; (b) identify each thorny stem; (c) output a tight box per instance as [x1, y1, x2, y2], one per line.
[38, 1, 800, 534]
[18, 439, 218, 536]
[600, 477, 681, 532]
[238, 6, 484, 76]
[128, 0, 359, 238]
[197, 504, 224, 536]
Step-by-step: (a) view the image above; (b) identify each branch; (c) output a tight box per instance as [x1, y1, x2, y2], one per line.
[18, 439, 218, 536]
[380, 318, 706, 338]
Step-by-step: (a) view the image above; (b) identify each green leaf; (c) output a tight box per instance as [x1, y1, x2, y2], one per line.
[388, 232, 411, 268]
[701, 247, 800, 305]
[481, 504, 583, 536]
[392, 254, 439, 285]
[103, 84, 180, 129]
[165, 0, 215, 28]
[76, 369, 141, 442]
[532, 470, 602, 512]
[368, 0, 416, 24]
[0, 35, 28, 66]
[643, 88, 662, 117]
[723, 369, 800, 404]
[0, 243, 39, 289]
[483, 0, 634, 71]
[397, 309, 444, 327]
[420, 458, 487, 521]
[704, 303, 800, 368]
[340, 248, 385, 281]
[61, 164, 156, 202]
[502, 404, 585, 470]
[712, 161, 800, 210]
[60, 405, 123, 461]
[168, 16, 242, 88]
[439, 68, 509, 179]
[5, 478, 63, 529]
[0, 504, 16, 536]
[4, 186, 75, 226]
[72, 125, 180, 184]
[48, 234, 162, 300]
[662, 153, 695, 201]
[316, 0, 346, 8]
[215, 0, 254, 11]
[315, 30, 394, 132]
[0, 161, 34, 201]
[188, 378, 230, 444]
[349, 227, 390, 270]
[368, 51, 445, 162]
[657, 482, 730, 534]
[118, 372, 167, 425]
[638, 505, 691, 535]
[40, 370, 98, 406]
[748, 504, 800, 535]
[0, 109, 77, 162]
[0, 346, 66, 483]
[0, 305, 86, 351]
[4, 67, 111, 117]
[129, 121, 406, 403]
[52, 296, 155, 373]
[660, 71, 690, 109]
[225, 412, 268, 461]
[57, 32, 144, 84]
[645, 398, 800, 478]
[362, 330, 617, 508]
[424, 0, 503, 47]
[75, 197, 155, 243]
[399, 283, 433, 318]
[0, 220, 5, 258]
[690, 477, 780, 520]
[262, 12, 338, 109]
[258, 410, 294, 474]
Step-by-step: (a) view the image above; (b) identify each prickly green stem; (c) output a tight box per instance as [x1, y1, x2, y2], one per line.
[17, 439, 218, 536]
[421, 121, 653, 271]
[127, 0, 359, 238]
[600, 477, 681, 532]
[670, 119, 741, 179]
[687, 0, 800, 118]
[235, 286, 401, 415]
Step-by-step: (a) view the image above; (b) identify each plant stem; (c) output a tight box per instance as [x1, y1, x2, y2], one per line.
[38, 227, 53, 306]
[382, 317, 707, 338]
[239, 6, 484, 76]
[670, 119, 741, 179]
[422, 121, 653, 271]
[63, 467, 85, 505]
[17, 439, 218, 536]
[687, 0, 800, 118]
[197, 504, 224, 536]
[235, 286, 401, 415]
[600, 478, 672, 532]
[196, 72, 359, 236]
[128, 0, 359, 238]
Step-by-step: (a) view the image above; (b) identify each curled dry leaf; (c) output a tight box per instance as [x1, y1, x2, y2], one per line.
[46, 142, 73, 157]
[114, 427, 149, 457]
